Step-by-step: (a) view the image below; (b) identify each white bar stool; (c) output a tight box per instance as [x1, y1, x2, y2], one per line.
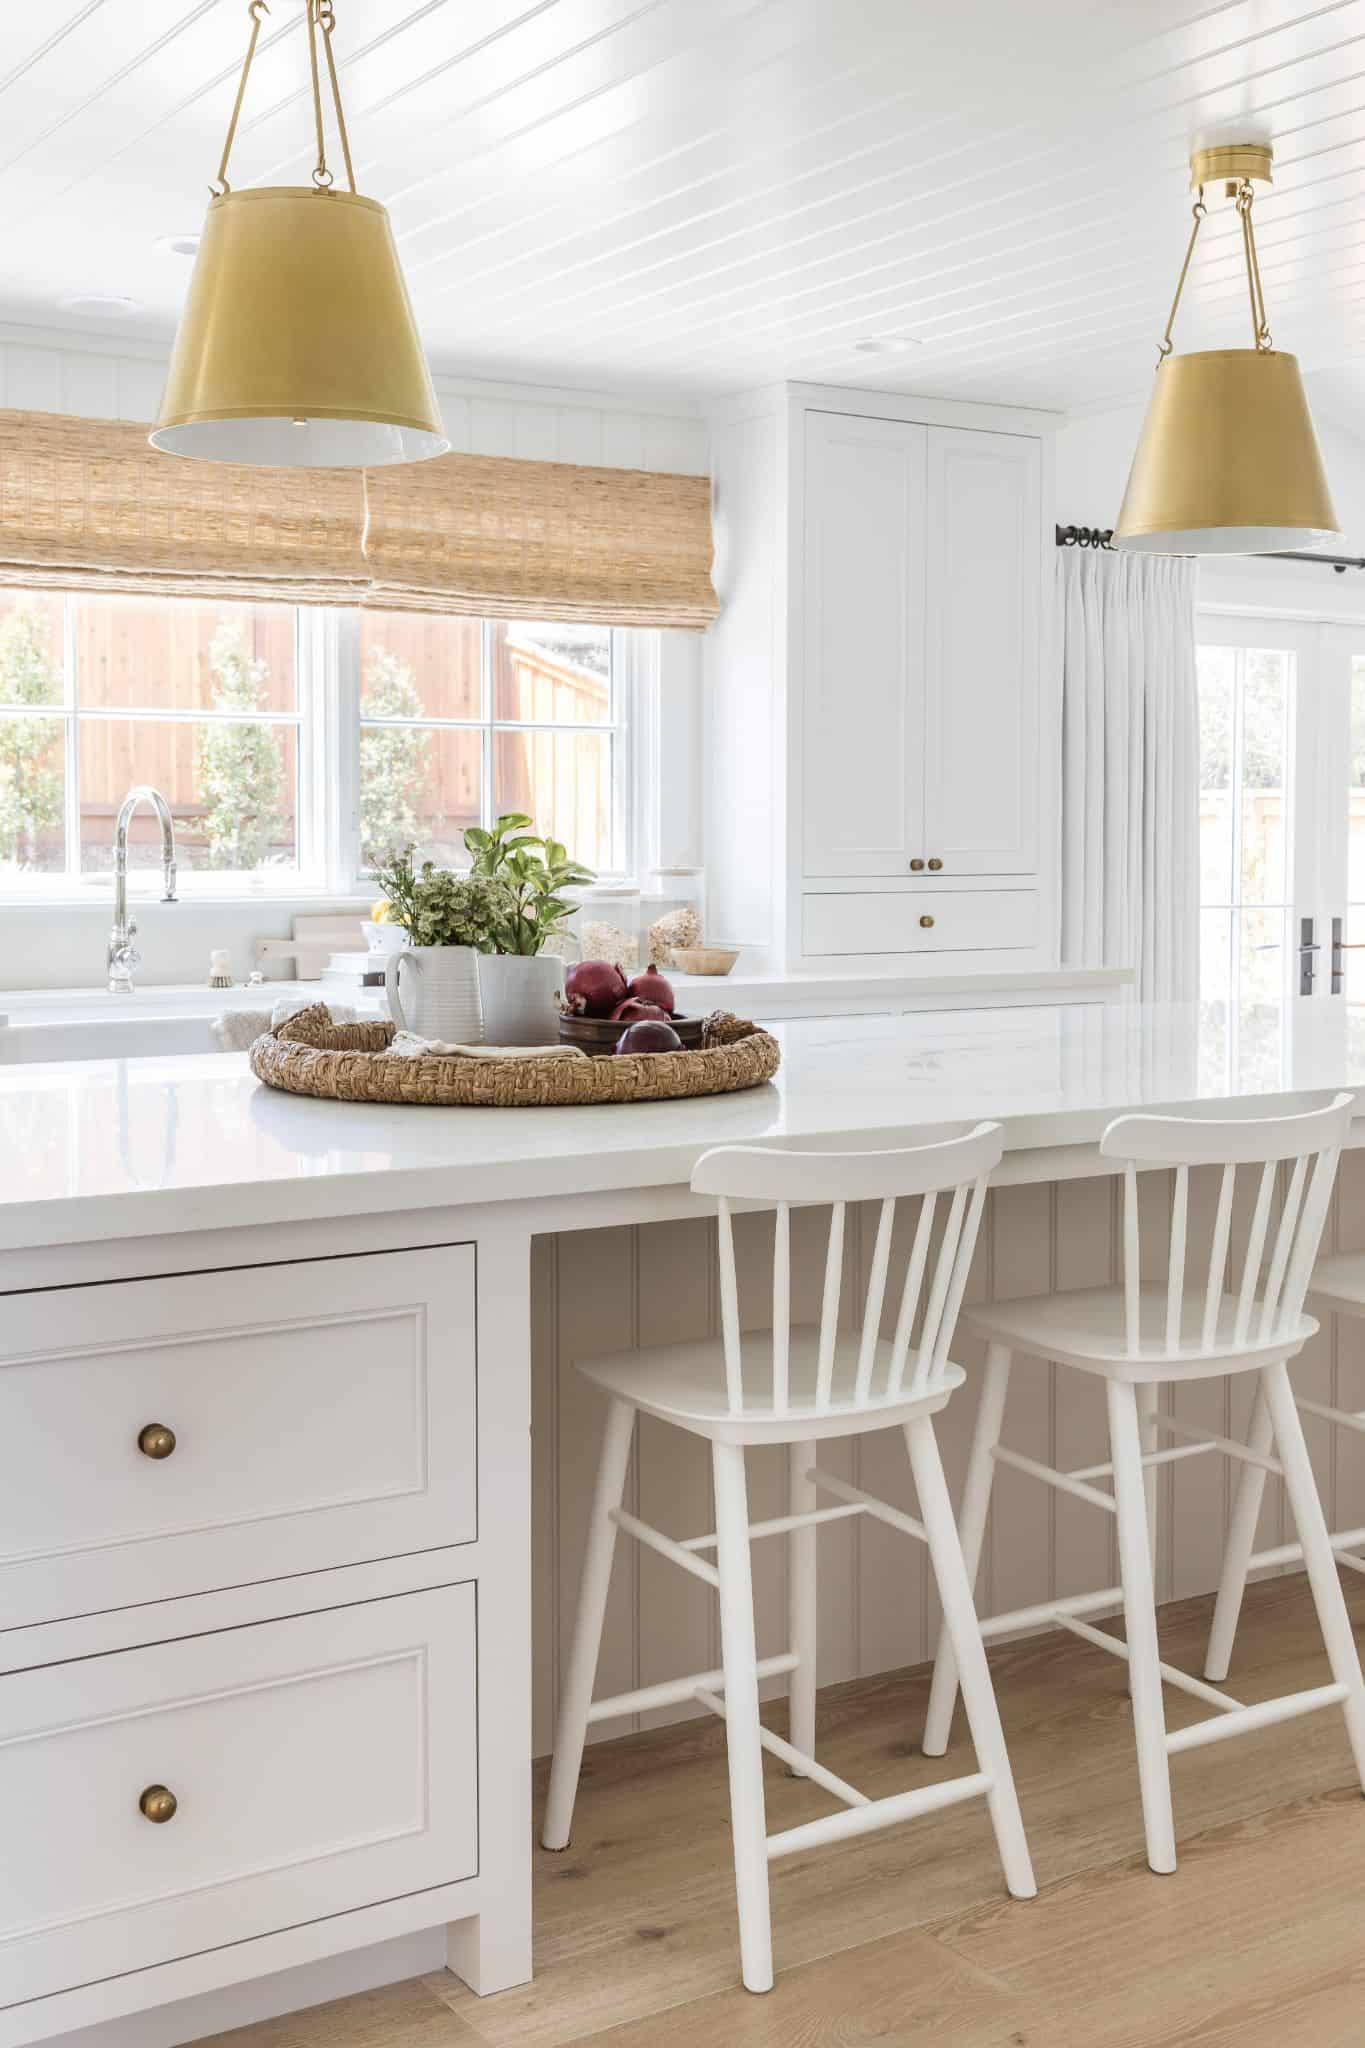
[1205, 1246, 1365, 1682]
[924, 1094, 1365, 1876]
[542, 1124, 1036, 1994]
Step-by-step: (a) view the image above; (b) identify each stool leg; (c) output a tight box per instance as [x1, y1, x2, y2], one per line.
[1262, 1360, 1365, 1794]
[907, 1415, 1035, 1898]
[1132, 1382, 1161, 1698]
[924, 1341, 1012, 1757]
[542, 1396, 636, 1852]
[1204, 1382, 1274, 1683]
[1108, 1378, 1177, 1874]
[713, 1439, 774, 1993]
[787, 1441, 818, 1771]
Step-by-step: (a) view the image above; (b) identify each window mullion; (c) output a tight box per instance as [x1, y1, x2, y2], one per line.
[62, 593, 79, 884]
[480, 617, 493, 834]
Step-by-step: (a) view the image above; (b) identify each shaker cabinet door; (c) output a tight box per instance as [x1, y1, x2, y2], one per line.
[801, 410, 927, 878]
[922, 426, 1042, 876]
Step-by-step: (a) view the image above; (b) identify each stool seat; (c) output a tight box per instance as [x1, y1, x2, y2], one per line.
[580, 1330, 964, 1444]
[1307, 1250, 1365, 1315]
[964, 1287, 1317, 1380]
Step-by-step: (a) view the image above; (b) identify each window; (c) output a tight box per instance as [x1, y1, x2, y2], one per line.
[357, 615, 622, 876]
[1197, 637, 1294, 1011]
[0, 589, 644, 895]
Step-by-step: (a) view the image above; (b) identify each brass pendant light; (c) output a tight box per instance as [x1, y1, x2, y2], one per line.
[1114, 143, 1338, 555]
[152, 0, 447, 468]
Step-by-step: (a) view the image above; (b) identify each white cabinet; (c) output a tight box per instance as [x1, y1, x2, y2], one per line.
[801, 411, 1042, 887]
[923, 427, 1040, 876]
[0, 1247, 476, 1629]
[0, 1585, 476, 2009]
[706, 382, 1055, 975]
[801, 412, 927, 877]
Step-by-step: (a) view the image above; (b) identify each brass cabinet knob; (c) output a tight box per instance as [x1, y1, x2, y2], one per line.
[927, 858, 943, 871]
[908, 858, 925, 872]
[137, 1423, 176, 1461]
[139, 1784, 178, 1824]
[919, 915, 935, 929]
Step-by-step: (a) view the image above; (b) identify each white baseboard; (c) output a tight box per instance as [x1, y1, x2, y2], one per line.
[42, 1929, 449, 2048]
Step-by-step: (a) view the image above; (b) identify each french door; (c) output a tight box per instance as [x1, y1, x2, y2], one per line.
[1197, 608, 1365, 1021]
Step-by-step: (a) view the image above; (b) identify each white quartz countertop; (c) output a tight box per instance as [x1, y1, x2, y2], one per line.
[1, 998, 1363, 1252]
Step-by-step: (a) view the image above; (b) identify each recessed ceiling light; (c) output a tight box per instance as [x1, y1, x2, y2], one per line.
[58, 293, 140, 320]
[158, 234, 201, 258]
[853, 337, 921, 355]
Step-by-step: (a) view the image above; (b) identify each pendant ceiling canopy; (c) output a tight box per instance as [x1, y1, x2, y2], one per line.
[152, 0, 447, 469]
[1114, 142, 1339, 557]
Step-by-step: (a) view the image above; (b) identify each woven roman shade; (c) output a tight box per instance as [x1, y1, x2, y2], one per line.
[360, 451, 718, 629]
[0, 411, 368, 604]
[0, 411, 718, 629]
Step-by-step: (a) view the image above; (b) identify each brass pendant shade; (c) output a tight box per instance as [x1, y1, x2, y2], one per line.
[1115, 348, 1338, 553]
[1114, 142, 1339, 556]
[152, 2, 447, 469]
[152, 187, 446, 468]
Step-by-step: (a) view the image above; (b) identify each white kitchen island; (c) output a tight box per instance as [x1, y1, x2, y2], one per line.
[2, 996, 1365, 2048]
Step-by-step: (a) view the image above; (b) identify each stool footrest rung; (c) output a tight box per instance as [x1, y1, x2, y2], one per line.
[1296, 1395, 1365, 1435]
[1152, 1412, 1283, 1475]
[766, 1771, 993, 1861]
[681, 1501, 865, 1552]
[990, 1443, 1116, 1514]
[1054, 1613, 1243, 1713]
[692, 1687, 868, 1810]
[1166, 1683, 1348, 1754]
[609, 1507, 720, 1587]
[586, 1652, 798, 1725]
[808, 1466, 928, 1542]
[978, 1585, 1124, 1639]
[1249, 1522, 1365, 1573]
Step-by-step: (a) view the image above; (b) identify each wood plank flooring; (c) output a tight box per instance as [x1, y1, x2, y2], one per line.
[205, 1574, 1365, 2048]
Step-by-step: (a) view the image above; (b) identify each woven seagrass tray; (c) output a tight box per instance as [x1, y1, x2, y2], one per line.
[249, 1004, 781, 1108]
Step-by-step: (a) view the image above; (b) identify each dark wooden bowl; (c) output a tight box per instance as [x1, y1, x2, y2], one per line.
[558, 1011, 705, 1058]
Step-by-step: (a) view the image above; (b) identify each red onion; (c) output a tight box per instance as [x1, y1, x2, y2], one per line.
[610, 997, 671, 1024]
[564, 958, 628, 1017]
[628, 962, 676, 1014]
[614, 1019, 683, 1055]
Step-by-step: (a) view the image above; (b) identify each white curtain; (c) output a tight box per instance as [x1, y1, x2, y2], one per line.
[1058, 547, 1199, 1002]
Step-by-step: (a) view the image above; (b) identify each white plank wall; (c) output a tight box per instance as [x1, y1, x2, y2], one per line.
[0, 331, 710, 474]
[531, 1150, 1365, 1757]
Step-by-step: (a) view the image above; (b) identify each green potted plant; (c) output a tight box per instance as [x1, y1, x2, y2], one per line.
[464, 813, 596, 1043]
[370, 847, 511, 1043]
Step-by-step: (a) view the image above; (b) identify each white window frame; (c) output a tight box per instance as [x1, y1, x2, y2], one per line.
[0, 595, 677, 906]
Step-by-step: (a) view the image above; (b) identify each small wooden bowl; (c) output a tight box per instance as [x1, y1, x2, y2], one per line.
[669, 946, 740, 976]
[559, 1011, 705, 1058]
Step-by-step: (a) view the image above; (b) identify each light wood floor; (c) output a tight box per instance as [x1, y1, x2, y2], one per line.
[207, 1573, 1365, 2048]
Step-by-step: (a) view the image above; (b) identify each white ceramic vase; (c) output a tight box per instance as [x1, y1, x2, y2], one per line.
[477, 953, 566, 1046]
[384, 945, 483, 1043]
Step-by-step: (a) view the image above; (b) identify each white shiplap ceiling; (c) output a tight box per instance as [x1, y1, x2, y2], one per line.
[6, 0, 1365, 416]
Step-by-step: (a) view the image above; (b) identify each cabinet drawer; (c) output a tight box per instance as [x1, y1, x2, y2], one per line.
[0, 1247, 475, 1630]
[0, 1584, 475, 2009]
[803, 888, 1041, 957]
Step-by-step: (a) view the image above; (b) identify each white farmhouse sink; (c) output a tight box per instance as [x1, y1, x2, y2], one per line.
[0, 986, 381, 1065]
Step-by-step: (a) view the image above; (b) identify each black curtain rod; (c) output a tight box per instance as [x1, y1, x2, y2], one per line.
[1057, 523, 1365, 574]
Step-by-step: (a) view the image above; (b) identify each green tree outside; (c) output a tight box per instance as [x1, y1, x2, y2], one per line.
[0, 604, 63, 870]
[196, 619, 284, 870]
[360, 647, 431, 870]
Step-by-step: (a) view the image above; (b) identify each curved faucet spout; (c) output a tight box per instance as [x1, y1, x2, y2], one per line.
[108, 785, 179, 994]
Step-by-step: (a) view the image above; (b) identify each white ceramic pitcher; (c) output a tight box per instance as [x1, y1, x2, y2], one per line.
[384, 945, 483, 1043]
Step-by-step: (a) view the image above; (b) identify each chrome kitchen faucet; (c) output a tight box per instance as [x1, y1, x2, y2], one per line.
[107, 786, 178, 995]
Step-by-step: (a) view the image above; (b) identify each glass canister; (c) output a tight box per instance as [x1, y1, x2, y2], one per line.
[575, 885, 644, 974]
[642, 867, 705, 968]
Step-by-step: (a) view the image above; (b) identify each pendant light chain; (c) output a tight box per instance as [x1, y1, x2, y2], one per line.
[211, 0, 357, 200]
[306, 1, 357, 194]
[1236, 179, 1273, 351]
[1156, 175, 1275, 364]
[1157, 189, 1207, 361]
[212, 0, 270, 197]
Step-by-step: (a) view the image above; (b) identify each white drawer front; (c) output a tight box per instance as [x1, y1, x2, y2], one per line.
[0, 1584, 475, 2008]
[802, 888, 1041, 958]
[0, 1247, 475, 1628]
